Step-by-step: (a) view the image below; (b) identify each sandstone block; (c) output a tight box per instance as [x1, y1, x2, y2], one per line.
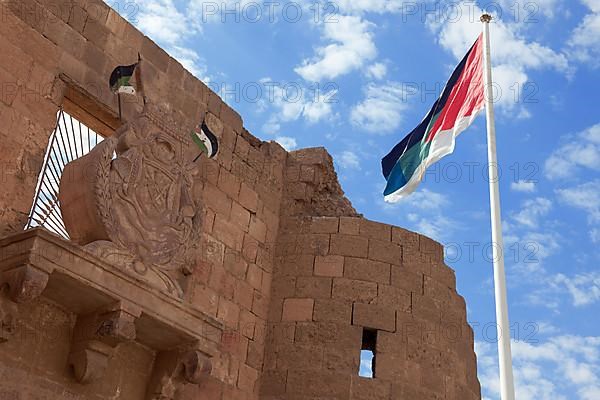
[369, 239, 402, 264]
[412, 294, 442, 323]
[246, 263, 263, 291]
[237, 363, 258, 393]
[242, 234, 259, 263]
[214, 214, 244, 251]
[239, 309, 256, 340]
[419, 234, 444, 263]
[391, 265, 423, 295]
[430, 263, 457, 289]
[313, 299, 352, 324]
[282, 298, 314, 322]
[217, 297, 240, 329]
[314, 255, 344, 277]
[344, 257, 390, 284]
[350, 375, 392, 400]
[352, 303, 396, 332]
[252, 290, 269, 319]
[392, 226, 420, 247]
[83, 17, 110, 49]
[310, 216, 339, 233]
[424, 276, 455, 304]
[218, 167, 241, 199]
[239, 182, 259, 212]
[275, 343, 323, 371]
[259, 371, 286, 396]
[324, 345, 360, 372]
[339, 216, 361, 235]
[235, 280, 254, 310]
[287, 370, 350, 398]
[330, 234, 369, 258]
[360, 219, 392, 241]
[248, 215, 267, 242]
[221, 103, 243, 134]
[203, 184, 232, 217]
[295, 276, 332, 299]
[297, 233, 330, 256]
[234, 135, 251, 158]
[377, 331, 407, 355]
[333, 278, 377, 303]
[231, 202, 251, 231]
[191, 285, 218, 317]
[68, 3, 88, 33]
[376, 285, 411, 313]
[246, 339, 264, 370]
[140, 36, 170, 72]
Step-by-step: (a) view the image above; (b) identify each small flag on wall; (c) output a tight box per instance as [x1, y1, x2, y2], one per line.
[191, 121, 219, 159]
[109, 63, 138, 95]
[381, 34, 485, 202]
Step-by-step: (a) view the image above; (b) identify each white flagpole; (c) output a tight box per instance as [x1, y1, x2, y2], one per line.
[480, 13, 516, 400]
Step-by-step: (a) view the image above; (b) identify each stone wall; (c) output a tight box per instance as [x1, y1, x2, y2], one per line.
[0, 1, 480, 399]
[262, 216, 480, 400]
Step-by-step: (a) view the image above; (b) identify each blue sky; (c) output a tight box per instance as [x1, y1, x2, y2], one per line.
[110, 1, 600, 398]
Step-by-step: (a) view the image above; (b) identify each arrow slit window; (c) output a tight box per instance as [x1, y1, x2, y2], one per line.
[359, 328, 377, 378]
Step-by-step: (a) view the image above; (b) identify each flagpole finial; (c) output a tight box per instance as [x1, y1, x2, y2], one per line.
[480, 13, 492, 23]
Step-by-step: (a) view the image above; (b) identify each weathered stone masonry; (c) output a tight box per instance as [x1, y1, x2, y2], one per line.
[0, 1, 480, 399]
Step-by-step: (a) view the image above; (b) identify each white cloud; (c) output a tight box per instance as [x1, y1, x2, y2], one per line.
[511, 197, 552, 228]
[477, 334, 600, 400]
[303, 89, 338, 123]
[274, 136, 297, 151]
[511, 180, 536, 192]
[123, 0, 207, 79]
[551, 272, 600, 307]
[528, 269, 600, 309]
[430, 1, 568, 117]
[135, 0, 199, 45]
[350, 82, 408, 134]
[556, 180, 600, 223]
[545, 123, 600, 180]
[502, 198, 561, 282]
[365, 62, 387, 79]
[295, 15, 377, 81]
[332, 0, 405, 14]
[336, 151, 360, 169]
[398, 188, 449, 211]
[260, 81, 337, 134]
[568, 0, 600, 67]
[493, 0, 563, 19]
[169, 46, 208, 79]
[591, 228, 600, 243]
[381, 189, 455, 241]
[411, 215, 455, 241]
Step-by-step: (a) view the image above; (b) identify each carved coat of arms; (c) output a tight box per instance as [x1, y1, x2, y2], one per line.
[59, 105, 208, 297]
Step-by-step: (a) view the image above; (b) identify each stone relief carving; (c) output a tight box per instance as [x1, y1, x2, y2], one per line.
[59, 104, 210, 297]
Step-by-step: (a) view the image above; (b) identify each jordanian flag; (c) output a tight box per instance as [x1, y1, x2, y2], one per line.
[381, 34, 485, 202]
[109, 63, 138, 95]
[191, 121, 219, 159]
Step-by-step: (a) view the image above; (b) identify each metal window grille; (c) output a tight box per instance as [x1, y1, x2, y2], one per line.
[25, 108, 105, 239]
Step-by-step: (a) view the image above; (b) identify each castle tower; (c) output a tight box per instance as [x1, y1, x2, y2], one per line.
[0, 1, 480, 399]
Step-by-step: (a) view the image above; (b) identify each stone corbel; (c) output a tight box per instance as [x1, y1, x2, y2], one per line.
[69, 302, 141, 384]
[0, 264, 49, 303]
[146, 345, 213, 400]
[0, 293, 17, 342]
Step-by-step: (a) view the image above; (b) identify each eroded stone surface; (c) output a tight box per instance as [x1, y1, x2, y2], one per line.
[0, 1, 481, 399]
